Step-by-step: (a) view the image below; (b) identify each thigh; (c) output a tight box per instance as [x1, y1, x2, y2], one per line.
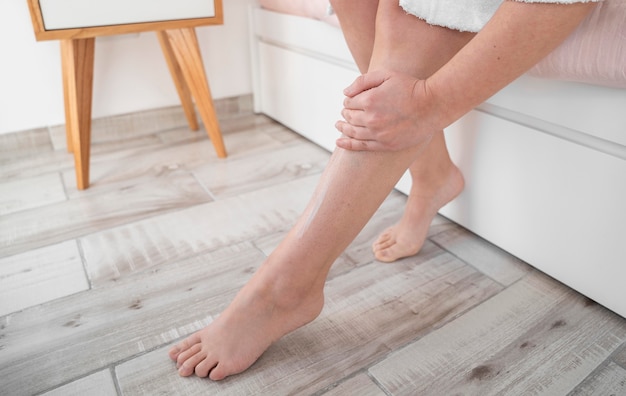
[370, 0, 476, 78]
[330, 0, 379, 72]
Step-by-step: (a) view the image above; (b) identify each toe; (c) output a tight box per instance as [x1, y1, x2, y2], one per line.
[208, 363, 229, 381]
[373, 228, 393, 245]
[373, 229, 396, 249]
[176, 343, 201, 369]
[178, 349, 206, 377]
[195, 356, 219, 378]
[374, 240, 407, 262]
[376, 239, 423, 263]
[375, 237, 395, 250]
[168, 345, 180, 361]
[170, 332, 202, 361]
[373, 236, 396, 254]
[374, 248, 397, 263]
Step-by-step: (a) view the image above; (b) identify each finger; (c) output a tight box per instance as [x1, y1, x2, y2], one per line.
[340, 108, 367, 128]
[335, 121, 372, 141]
[343, 94, 367, 112]
[343, 70, 388, 98]
[335, 136, 385, 152]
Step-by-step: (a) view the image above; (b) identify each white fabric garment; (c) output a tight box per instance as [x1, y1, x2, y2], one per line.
[399, 0, 602, 32]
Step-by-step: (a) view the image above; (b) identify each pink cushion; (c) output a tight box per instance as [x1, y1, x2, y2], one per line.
[258, 0, 339, 26]
[529, 0, 626, 88]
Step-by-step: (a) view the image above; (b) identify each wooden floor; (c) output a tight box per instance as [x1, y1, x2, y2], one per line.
[1, 98, 626, 396]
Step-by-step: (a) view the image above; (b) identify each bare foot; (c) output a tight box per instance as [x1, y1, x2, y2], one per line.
[169, 263, 324, 380]
[373, 165, 464, 262]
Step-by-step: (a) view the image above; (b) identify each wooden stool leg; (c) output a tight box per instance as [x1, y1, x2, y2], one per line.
[163, 28, 227, 158]
[61, 38, 95, 190]
[157, 31, 199, 131]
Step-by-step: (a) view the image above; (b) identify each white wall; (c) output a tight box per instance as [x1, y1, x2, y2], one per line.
[0, 0, 256, 135]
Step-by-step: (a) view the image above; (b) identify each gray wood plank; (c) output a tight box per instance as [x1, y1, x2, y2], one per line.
[259, 122, 309, 146]
[0, 173, 66, 216]
[431, 225, 532, 286]
[1, 112, 280, 185]
[48, 99, 256, 151]
[115, 244, 502, 395]
[49, 124, 163, 157]
[41, 370, 118, 396]
[157, 113, 277, 144]
[48, 105, 190, 151]
[61, 126, 284, 196]
[0, 242, 265, 396]
[427, 214, 461, 238]
[115, 345, 209, 395]
[569, 362, 626, 396]
[369, 272, 626, 396]
[322, 373, 387, 396]
[0, 240, 88, 316]
[0, 148, 74, 183]
[614, 342, 626, 369]
[193, 142, 329, 199]
[0, 127, 53, 160]
[80, 175, 317, 288]
[214, 112, 277, 135]
[0, 170, 211, 258]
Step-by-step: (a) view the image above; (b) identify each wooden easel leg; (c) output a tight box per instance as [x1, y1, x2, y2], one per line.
[61, 51, 74, 153]
[156, 31, 199, 131]
[60, 38, 95, 190]
[162, 28, 227, 158]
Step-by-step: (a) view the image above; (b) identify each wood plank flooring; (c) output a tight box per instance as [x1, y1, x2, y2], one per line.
[1, 98, 625, 395]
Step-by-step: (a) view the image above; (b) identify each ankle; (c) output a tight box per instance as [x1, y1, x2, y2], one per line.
[250, 262, 326, 310]
[411, 162, 461, 194]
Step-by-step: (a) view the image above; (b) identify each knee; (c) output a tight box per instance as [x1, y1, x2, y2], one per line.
[329, 0, 374, 16]
[328, 0, 342, 9]
[328, 0, 348, 15]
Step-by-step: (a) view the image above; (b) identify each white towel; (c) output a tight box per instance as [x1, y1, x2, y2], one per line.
[400, 0, 602, 33]
[400, 0, 501, 32]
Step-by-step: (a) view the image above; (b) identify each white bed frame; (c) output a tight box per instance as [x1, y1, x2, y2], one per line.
[249, 7, 626, 318]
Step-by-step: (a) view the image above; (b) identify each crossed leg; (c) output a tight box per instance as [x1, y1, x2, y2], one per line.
[332, 0, 475, 263]
[169, 0, 475, 380]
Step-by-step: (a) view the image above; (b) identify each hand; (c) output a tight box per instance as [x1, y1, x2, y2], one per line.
[335, 69, 440, 152]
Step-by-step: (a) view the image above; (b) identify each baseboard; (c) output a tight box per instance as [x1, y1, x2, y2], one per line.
[43, 94, 254, 151]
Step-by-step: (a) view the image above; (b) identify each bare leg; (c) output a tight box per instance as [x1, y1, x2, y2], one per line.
[169, 1, 473, 380]
[333, 0, 473, 262]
